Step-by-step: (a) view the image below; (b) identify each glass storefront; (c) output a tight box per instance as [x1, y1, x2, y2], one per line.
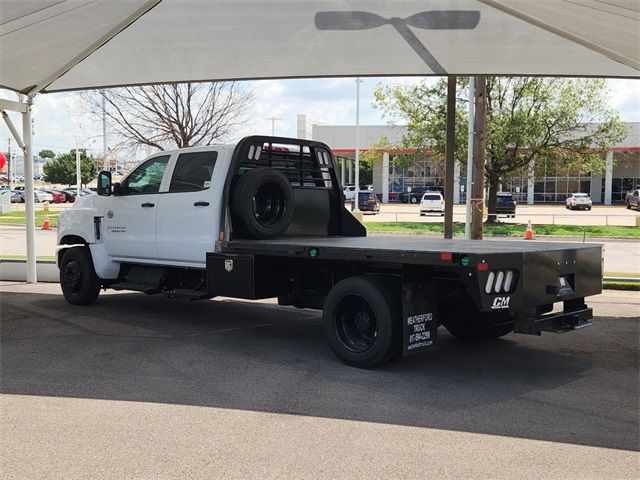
[604, 177, 640, 203]
[533, 176, 591, 203]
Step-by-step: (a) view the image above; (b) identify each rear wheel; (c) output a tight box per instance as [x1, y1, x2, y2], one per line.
[323, 276, 401, 368]
[59, 247, 101, 305]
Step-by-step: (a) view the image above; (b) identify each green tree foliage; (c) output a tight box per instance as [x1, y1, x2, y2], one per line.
[42, 149, 97, 186]
[373, 77, 627, 215]
[38, 149, 55, 159]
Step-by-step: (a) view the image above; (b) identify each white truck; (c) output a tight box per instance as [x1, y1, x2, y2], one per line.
[58, 136, 601, 368]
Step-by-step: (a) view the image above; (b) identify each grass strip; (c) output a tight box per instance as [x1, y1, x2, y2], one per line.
[603, 281, 640, 291]
[0, 209, 59, 227]
[365, 222, 640, 238]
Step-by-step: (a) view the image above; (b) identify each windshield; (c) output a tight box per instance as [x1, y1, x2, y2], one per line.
[423, 194, 441, 200]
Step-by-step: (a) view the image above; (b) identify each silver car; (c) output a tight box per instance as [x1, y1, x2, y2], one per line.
[566, 193, 592, 211]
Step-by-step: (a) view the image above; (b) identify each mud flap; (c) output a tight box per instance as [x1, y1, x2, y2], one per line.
[402, 266, 438, 356]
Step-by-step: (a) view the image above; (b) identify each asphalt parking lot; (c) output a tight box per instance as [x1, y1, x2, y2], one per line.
[1, 283, 638, 479]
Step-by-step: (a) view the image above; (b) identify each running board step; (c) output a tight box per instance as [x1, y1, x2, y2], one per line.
[164, 288, 209, 299]
[111, 282, 161, 294]
[111, 282, 207, 299]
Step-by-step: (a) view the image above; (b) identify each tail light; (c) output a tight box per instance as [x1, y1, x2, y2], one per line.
[485, 270, 517, 293]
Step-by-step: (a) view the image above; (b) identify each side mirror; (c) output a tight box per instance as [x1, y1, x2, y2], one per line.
[97, 171, 112, 196]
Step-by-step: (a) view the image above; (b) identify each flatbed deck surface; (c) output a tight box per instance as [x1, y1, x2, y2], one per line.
[225, 235, 600, 256]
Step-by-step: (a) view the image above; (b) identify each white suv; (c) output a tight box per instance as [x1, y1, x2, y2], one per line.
[420, 192, 445, 215]
[566, 193, 592, 211]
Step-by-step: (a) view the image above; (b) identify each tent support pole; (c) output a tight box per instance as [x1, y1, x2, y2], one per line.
[1, 109, 26, 151]
[21, 95, 37, 283]
[443, 76, 456, 239]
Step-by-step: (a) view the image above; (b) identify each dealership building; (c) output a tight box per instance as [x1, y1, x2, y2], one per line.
[298, 115, 640, 205]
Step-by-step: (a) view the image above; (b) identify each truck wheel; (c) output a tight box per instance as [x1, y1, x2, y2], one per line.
[59, 247, 101, 305]
[323, 276, 401, 368]
[410, 196, 418, 204]
[626, 202, 631, 209]
[231, 167, 294, 239]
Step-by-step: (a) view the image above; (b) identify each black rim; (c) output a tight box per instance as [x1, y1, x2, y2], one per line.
[333, 294, 377, 353]
[62, 260, 83, 294]
[252, 182, 286, 228]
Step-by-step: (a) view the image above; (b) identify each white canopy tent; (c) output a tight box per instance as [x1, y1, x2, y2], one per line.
[1, 0, 639, 282]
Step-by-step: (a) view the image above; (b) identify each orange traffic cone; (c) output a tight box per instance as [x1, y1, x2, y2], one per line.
[41, 213, 51, 230]
[524, 220, 534, 240]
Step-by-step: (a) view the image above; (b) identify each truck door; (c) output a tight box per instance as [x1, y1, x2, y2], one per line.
[155, 150, 219, 266]
[103, 154, 170, 260]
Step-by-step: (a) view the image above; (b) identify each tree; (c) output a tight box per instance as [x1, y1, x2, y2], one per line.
[42, 149, 97, 186]
[39, 149, 55, 159]
[82, 82, 255, 153]
[374, 77, 627, 220]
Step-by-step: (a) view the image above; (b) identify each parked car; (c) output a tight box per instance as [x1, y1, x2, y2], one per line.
[34, 189, 54, 203]
[60, 190, 76, 203]
[62, 188, 91, 198]
[10, 190, 21, 203]
[494, 192, 517, 217]
[351, 191, 380, 213]
[625, 189, 640, 211]
[43, 189, 67, 203]
[400, 186, 440, 204]
[419, 191, 445, 215]
[566, 193, 592, 211]
[12, 189, 51, 203]
[343, 184, 356, 201]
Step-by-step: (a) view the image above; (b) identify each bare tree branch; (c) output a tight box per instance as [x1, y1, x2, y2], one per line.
[81, 82, 256, 155]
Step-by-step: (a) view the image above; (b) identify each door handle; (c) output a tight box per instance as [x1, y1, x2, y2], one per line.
[194, 201, 209, 206]
[141, 202, 155, 207]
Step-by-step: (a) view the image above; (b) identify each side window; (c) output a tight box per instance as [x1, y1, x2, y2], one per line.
[121, 155, 170, 195]
[169, 151, 218, 192]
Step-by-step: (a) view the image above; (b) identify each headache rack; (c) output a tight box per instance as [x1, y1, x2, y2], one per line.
[237, 138, 336, 189]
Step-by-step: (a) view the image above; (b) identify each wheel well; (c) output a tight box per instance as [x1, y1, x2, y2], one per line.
[58, 235, 88, 263]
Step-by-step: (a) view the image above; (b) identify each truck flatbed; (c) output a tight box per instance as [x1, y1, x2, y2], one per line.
[223, 235, 601, 265]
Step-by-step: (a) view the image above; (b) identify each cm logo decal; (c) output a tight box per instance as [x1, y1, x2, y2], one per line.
[492, 296, 510, 309]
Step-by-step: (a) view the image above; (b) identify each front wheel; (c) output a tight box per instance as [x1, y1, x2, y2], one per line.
[59, 247, 101, 305]
[323, 276, 401, 368]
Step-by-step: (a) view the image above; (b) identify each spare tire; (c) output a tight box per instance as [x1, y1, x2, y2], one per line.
[231, 167, 294, 239]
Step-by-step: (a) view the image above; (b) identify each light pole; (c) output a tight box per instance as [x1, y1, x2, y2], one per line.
[354, 77, 363, 211]
[75, 135, 81, 195]
[102, 95, 108, 171]
[465, 77, 475, 239]
[266, 116, 281, 136]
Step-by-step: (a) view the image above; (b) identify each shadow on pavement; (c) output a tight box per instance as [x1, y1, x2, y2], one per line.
[2, 290, 638, 451]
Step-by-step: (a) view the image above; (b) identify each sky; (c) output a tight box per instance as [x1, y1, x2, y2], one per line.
[1, 77, 639, 162]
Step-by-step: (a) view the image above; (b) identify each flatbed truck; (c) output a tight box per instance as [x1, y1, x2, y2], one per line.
[57, 136, 601, 368]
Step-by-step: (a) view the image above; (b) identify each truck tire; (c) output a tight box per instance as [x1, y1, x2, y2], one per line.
[231, 167, 294, 239]
[59, 247, 101, 305]
[323, 276, 401, 368]
[410, 196, 418, 204]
